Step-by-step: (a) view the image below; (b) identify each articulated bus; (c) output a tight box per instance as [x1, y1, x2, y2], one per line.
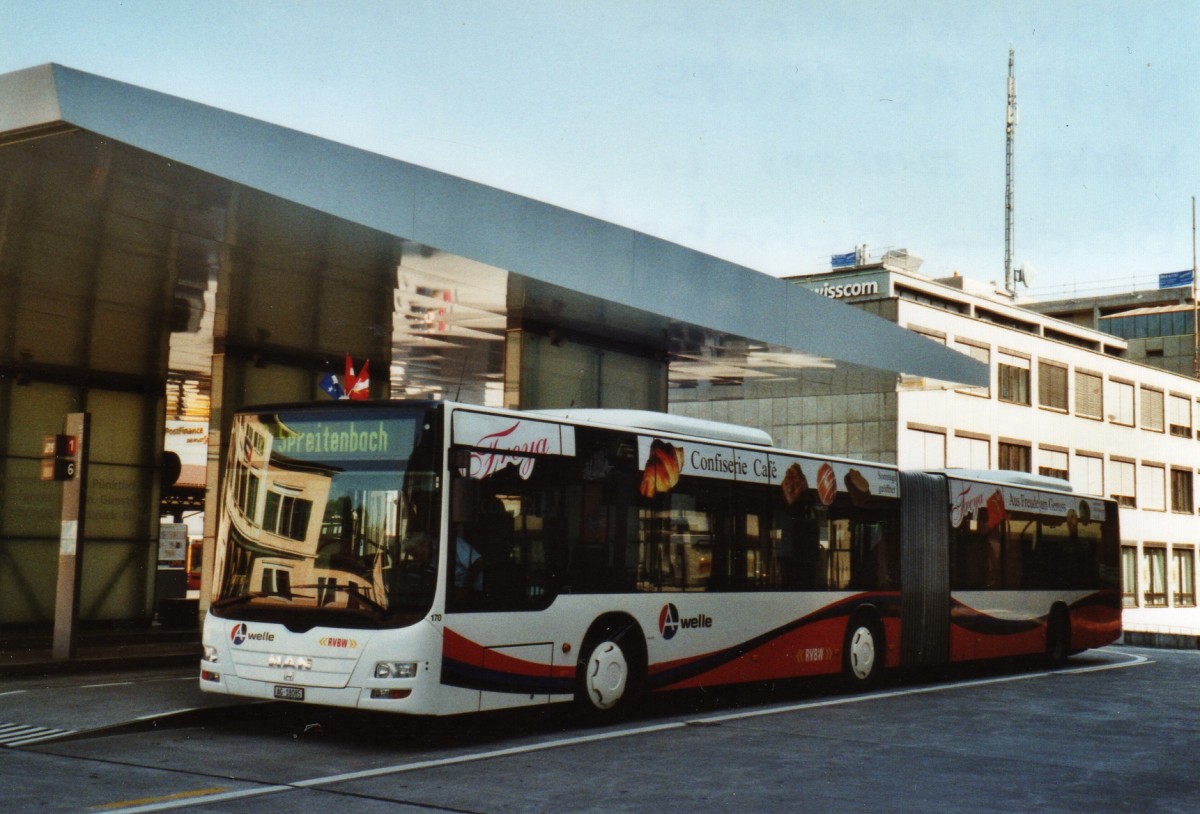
[200, 400, 1121, 716]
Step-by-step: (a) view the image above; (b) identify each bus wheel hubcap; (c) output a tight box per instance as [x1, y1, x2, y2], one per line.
[850, 627, 875, 679]
[587, 641, 627, 709]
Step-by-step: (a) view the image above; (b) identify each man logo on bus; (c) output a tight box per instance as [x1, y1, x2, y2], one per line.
[659, 603, 680, 640]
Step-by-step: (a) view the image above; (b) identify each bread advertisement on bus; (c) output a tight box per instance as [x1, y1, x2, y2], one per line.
[948, 477, 1106, 530]
[636, 436, 898, 503]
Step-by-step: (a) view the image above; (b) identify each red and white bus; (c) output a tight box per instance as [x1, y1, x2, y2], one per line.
[200, 400, 1121, 715]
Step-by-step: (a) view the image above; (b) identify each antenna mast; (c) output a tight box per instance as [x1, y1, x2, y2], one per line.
[1004, 47, 1017, 295]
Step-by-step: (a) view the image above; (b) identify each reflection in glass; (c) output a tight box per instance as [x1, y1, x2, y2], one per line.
[211, 406, 441, 629]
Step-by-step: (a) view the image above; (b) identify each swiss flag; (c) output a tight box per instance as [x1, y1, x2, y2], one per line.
[344, 354, 370, 400]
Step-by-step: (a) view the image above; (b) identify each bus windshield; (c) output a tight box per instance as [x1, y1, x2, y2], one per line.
[210, 404, 442, 630]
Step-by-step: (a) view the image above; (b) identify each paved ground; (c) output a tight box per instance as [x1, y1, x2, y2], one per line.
[1, 645, 1196, 813]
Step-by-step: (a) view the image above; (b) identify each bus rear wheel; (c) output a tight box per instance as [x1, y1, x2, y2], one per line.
[1045, 606, 1072, 667]
[842, 615, 885, 691]
[577, 619, 644, 716]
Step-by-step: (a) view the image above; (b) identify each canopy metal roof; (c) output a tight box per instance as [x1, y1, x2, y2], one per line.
[0, 64, 987, 399]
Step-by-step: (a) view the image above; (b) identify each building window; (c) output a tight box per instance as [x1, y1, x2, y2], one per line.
[1140, 464, 1166, 511]
[1144, 547, 1168, 607]
[1075, 370, 1103, 419]
[1037, 361, 1068, 411]
[998, 441, 1031, 473]
[263, 491, 313, 541]
[955, 340, 990, 397]
[233, 462, 261, 525]
[1037, 447, 1068, 481]
[1169, 394, 1192, 438]
[1140, 387, 1164, 432]
[1103, 309, 1195, 339]
[259, 566, 293, 597]
[952, 434, 990, 469]
[1122, 546, 1138, 608]
[897, 285, 968, 314]
[906, 427, 946, 468]
[1109, 458, 1136, 508]
[1174, 547, 1197, 607]
[997, 353, 1030, 405]
[1171, 468, 1194, 514]
[900, 328, 947, 389]
[1107, 379, 1134, 426]
[909, 326, 946, 344]
[1071, 453, 1104, 497]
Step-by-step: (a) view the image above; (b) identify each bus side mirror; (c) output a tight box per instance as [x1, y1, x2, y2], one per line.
[449, 448, 472, 473]
[451, 476, 478, 524]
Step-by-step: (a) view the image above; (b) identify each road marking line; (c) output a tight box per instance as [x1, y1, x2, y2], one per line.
[0, 722, 78, 747]
[92, 787, 233, 810]
[0, 690, 28, 697]
[94, 649, 1152, 813]
[1059, 649, 1151, 674]
[80, 681, 136, 689]
[692, 651, 1151, 725]
[6, 731, 78, 747]
[136, 707, 206, 721]
[0, 729, 40, 744]
[95, 785, 290, 813]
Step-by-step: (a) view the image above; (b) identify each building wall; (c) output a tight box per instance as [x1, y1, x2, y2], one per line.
[671, 365, 900, 464]
[892, 296, 1200, 624]
[0, 137, 176, 626]
[673, 267, 1200, 632]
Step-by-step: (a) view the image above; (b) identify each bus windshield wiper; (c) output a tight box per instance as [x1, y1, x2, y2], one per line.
[211, 591, 270, 609]
[288, 584, 389, 615]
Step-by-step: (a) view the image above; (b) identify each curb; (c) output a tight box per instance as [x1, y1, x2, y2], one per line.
[1120, 631, 1200, 651]
[0, 649, 199, 679]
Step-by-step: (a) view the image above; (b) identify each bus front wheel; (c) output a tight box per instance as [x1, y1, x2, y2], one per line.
[577, 620, 644, 716]
[842, 615, 885, 691]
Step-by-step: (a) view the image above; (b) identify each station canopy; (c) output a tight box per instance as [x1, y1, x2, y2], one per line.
[0, 64, 987, 404]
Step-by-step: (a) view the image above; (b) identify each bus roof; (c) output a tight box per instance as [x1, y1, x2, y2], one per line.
[930, 469, 1075, 494]
[527, 408, 774, 447]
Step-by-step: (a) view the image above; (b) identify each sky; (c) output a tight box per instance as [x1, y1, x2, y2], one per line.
[2, 1, 1198, 298]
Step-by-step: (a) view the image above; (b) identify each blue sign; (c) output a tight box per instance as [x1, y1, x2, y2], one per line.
[1159, 270, 1194, 289]
[831, 251, 857, 269]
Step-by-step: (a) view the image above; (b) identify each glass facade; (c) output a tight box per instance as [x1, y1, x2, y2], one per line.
[1101, 309, 1195, 340]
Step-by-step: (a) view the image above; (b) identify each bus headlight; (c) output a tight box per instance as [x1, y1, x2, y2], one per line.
[374, 661, 418, 679]
[203, 645, 219, 663]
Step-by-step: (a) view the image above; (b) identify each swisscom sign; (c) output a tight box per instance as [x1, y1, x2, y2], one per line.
[808, 278, 881, 299]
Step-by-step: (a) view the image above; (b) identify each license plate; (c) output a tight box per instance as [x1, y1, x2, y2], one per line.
[274, 685, 305, 701]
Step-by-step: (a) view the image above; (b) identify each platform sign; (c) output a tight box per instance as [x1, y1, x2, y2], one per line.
[52, 413, 90, 661]
[40, 434, 78, 481]
[158, 523, 188, 566]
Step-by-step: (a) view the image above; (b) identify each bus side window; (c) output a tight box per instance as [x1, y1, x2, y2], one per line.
[848, 516, 893, 590]
[954, 533, 989, 589]
[786, 507, 822, 589]
[952, 508, 1002, 590]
